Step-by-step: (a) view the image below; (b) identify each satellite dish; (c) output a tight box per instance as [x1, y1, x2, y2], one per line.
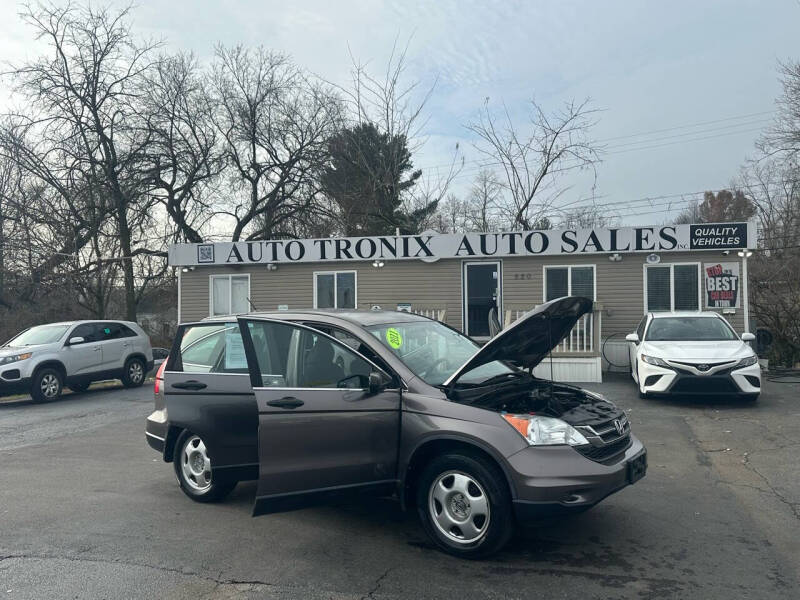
[646, 253, 661, 264]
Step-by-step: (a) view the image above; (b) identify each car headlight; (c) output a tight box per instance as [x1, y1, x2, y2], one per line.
[0, 352, 33, 366]
[736, 355, 758, 368]
[641, 354, 671, 368]
[502, 414, 589, 446]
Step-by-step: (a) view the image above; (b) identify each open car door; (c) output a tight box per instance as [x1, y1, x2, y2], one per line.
[239, 317, 402, 515]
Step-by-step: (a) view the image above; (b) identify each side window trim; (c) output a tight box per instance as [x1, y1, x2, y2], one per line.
[166, 321, 247, 374]
[238, 316, 393, 390]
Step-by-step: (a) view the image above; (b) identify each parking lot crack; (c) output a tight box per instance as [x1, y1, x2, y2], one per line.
[360, 567, 393, 599]
[741, 455, 800, 522]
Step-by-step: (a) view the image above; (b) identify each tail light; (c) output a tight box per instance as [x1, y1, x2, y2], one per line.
[154, 360, 167, 394]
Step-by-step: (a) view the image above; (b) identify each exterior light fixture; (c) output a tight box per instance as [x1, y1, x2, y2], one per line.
[181, 266, 195, 273]
[266, 263, 278, 271]
[737, 249, 753, 258]
[372, 260, 385, 268]
[608, 253, 622, 262]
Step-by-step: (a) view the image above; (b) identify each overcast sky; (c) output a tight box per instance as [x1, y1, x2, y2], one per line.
[1, 0, 798, 226]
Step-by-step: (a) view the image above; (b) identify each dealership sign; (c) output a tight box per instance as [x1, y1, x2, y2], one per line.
[705, 262, 741, 309]
[169, 222, 755, 266]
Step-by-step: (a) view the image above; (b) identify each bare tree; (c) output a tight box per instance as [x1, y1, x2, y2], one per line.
[7, 3, 161, 320]
[558, 204, 616, 229]
[211, 45, 341, 241]
[467, 97, 601, 230]
[143, 52, 221, 243]
[739, 157, 800, 364]
[761, 60, 800, 159]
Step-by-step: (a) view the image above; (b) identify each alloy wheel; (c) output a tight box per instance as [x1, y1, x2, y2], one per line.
[181, 435, 212, 492]
[129, 361, 144, 384]
[428, 470, 491, 544]
[40, 373, 60, 399]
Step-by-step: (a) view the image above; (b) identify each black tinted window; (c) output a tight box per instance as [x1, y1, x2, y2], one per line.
[98, 323, 122, 340]
[71, 324, 100, 343]
[119, 324, 137, 338]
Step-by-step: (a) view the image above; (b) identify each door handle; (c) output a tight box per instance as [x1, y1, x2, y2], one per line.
[171, 380, 208, 391]
[266, 396, 304, 409]
[93, 346, 101, 352]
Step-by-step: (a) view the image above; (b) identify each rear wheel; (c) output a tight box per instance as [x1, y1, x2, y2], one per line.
[174, 431, 236, 503]
[416, 453, 513, 558]
[31, 368, 63, 402]
[121, 357, 146, 388]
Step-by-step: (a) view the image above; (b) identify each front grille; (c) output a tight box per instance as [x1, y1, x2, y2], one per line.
[669, 360, 736, 376]
[671, 376, 738, 393]
[576, 435, 632, 463]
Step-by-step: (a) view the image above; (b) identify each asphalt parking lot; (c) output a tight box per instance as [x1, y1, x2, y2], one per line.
[1, 375, 798, 599]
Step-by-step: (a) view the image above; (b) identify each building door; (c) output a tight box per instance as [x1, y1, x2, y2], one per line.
[463, 261, 501, 338]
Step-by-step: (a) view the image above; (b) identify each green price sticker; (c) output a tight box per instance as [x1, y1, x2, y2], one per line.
[104, 328, 111, 334]
[385, 328, 403, 349]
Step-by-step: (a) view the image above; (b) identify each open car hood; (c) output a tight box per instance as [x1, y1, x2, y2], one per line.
[443, 296, 593, 387]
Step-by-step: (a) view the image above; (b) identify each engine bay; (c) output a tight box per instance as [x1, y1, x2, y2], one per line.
[449, 377, 624, 428]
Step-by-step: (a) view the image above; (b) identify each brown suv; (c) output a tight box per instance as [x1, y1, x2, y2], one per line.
[146, 296, 646, 557]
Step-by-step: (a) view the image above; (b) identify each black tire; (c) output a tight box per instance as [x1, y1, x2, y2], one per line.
[743, 393, 759, 402]
[68, 382, 91, 393]
[31, 367, 63, 402]
[121, 357, 146, 388]
[173, 430, 236, 503]
[416, 452, 513, 558]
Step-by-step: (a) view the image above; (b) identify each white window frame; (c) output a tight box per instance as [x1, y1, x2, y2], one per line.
[642, 262, 702, 312]
[313, 270, 358, 309]
[542, 264, 597, 302]
[209, 274, 251, 317]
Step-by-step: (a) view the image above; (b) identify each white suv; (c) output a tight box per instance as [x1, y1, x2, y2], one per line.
[0, 320, 153, 402]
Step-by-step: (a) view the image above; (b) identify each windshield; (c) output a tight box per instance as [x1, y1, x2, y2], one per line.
[6, 324, 71, 347]
[645, 317, 738, 341]
[367, 321, 515, 386]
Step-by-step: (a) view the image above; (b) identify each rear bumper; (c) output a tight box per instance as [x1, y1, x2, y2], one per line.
[145, 410, 168, 454]
[507, 435, 647, 521]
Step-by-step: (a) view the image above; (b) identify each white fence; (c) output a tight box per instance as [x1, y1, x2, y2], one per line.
[504, 308, 597, 355]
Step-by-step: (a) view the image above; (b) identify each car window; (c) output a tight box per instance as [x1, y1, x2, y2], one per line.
[174, 323, 249, 374]
[247, 321, 374, 389]
[118, 323, 138, 338]
[98, 323, 123, 340]
[636, 316, 647, 340]
[302, 322, 395, 382]
[6, 324, 70, 346]
[71, 323, 101, 343]
[366, 321, 514, 386]
[645, 317, 738, 341]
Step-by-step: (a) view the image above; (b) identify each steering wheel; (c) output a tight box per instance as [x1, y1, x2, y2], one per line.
[423, 357, 449, 378]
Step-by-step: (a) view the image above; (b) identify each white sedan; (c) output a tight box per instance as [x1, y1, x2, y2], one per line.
[626, 312, 760, 401]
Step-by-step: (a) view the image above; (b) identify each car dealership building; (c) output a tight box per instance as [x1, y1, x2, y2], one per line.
[168, 222, 756, 382]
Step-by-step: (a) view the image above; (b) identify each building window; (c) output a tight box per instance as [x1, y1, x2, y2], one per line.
[544, 265, 595, 301]
[314, 271, 357, 309]
[645, 264, 700, 312]
[210, 274, 250, 316]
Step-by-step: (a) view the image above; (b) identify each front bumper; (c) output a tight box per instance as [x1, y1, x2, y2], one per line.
[0, 376, 31, 397]
[507, 434, 647, 520]
[638, 360, 761, 396]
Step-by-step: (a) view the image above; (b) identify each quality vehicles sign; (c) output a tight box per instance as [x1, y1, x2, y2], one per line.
[168, 222, 756, 266]
[705, 262, 740, 308]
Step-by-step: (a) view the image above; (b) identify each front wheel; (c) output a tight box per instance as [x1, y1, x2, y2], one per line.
[416, 453, 513, 558]
[31, 368, 63, 402]
[174, 431, 236, 503]
[121, 357, 146, 388]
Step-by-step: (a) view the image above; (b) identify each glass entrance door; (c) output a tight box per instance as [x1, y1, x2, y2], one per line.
[463, 262, 501, 338]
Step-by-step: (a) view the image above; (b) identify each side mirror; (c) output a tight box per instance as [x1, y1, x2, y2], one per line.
[368, 370, 391, 394]
[741, 332, 755, 342]
[625, 333, 639, 343]
[68, 336, 85, 345]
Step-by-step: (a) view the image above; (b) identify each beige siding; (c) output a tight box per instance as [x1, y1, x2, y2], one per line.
[179, 250, 746, 334]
